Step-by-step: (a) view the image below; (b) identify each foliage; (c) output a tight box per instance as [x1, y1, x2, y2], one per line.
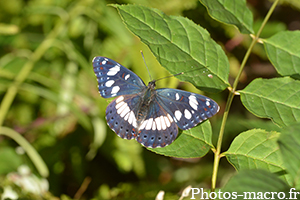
[0, 0, 300, 199]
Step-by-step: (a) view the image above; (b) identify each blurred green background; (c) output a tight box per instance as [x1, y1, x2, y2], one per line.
[0, 0, 299, 199]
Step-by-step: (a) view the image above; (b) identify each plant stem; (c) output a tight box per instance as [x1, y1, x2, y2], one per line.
[0, 40, 51, 126]
[0, 127, 49, 177]
[0, 19, 66, 127]
[0, 11, 67, 178]
[210, 0, 280, 192]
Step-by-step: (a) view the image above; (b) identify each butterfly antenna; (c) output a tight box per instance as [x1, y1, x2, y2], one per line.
[156, 72, 184, 82]
[140, 51, 153, 81]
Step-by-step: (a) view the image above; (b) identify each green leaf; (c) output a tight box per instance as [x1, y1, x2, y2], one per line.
[199, 0, 254, 34]
[240, 77, 300, 127]
[225, 129, 292, 184]
[223, 169, 293, 200]
[113, 4, 230, 92]
[150, 120, 213, 158]
[278, 123, 300, 189]
[264, 31, 300, 79]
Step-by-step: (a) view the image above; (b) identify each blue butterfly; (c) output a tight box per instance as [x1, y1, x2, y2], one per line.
[93, 56, 219, 148]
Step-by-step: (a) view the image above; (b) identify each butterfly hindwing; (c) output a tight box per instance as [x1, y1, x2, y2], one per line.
[136, 99, 178, 148]
[106, 94, 143, 140]
[93, 57, 146, 98]
[106, 93, 178, 148]
[156, 89, 219, 130]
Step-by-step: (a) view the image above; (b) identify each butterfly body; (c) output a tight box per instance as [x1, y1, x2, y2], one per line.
[93, 56, 219, 148]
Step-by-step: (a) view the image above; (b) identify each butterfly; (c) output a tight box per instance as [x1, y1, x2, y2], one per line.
[92, 56, 219, 148]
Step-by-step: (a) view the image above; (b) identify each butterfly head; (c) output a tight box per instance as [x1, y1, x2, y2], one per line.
[148, 80, 156, 90]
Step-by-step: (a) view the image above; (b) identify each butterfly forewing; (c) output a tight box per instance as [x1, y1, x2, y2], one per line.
[156, 89, 219, 130]
[93, 56, 146, 98]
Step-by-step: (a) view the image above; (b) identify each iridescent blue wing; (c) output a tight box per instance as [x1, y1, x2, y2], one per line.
[93, 56, 146, 98]
[106, 94, 142, 140]
[136, 100, 178, 148]
[156, 89, 219, 130]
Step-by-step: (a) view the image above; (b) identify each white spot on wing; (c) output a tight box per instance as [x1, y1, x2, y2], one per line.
[116, 96, 124, 104]
[159, 116, 166, 130]
[206, 100, 210, 107]
[111, 86, 120, 94]
[189, 95, 198, 110]
[175, 93, 180, 100]
[164, 116, 171, 127]
[128, 111, 135, 125]
[167, 114, 173, 122]
[152, 121, 156, 130]
[146, 118, 153, 130]
[132, 118, 137, 128]
[107, 65, 120, 76]
[120, 105, 130, 117]
[124, 112, 130, 121]
[140, 120, 148, 130]
[155, 117, 162, 130]
[115, 101, 125, 109]
[105, 80, 115, 87]
[124, 74, 130, 80]
[184, 109, 192, 119]
[174, 110, 182, 121]
[117, 102, 127, 114]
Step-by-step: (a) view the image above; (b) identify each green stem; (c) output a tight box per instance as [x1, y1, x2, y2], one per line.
[0, 20, 66, 127]
[210, 0, 280, 192]
[0, 39, 52, 126]
[0, 9, 68, 178]
[0, 127, 49, 177]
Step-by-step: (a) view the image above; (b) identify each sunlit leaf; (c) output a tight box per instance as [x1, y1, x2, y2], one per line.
[200, 0, 254, 34]
[113, 4, 230, 92]
[225, 129, 292, 184]
[150, 120, 213, 158]
[240, 77, 300, 127]
[264, 30, 300, 79]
